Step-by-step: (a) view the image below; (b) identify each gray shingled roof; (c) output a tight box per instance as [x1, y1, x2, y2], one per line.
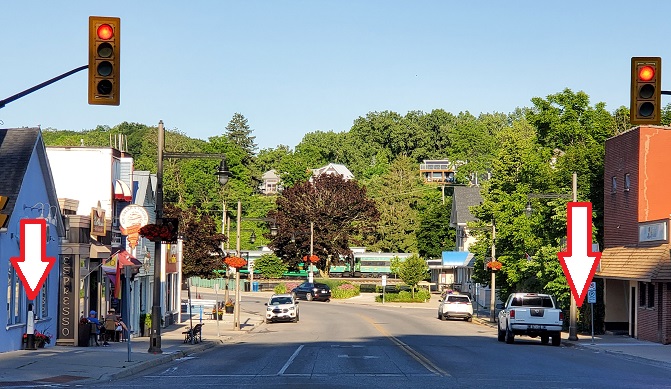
[451, 186, 483, 225]
[0, 127, 63, 235]
[0, 128, 39, 221]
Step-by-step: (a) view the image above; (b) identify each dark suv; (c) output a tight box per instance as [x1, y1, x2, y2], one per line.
[291, 282, 332, 301]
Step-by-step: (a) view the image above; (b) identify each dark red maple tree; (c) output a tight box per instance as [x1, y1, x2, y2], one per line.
[268, 174, 379, 274]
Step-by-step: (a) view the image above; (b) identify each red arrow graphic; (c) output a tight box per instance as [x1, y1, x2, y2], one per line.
[557, 202, 601, 307]
[10, 219, 56, 301]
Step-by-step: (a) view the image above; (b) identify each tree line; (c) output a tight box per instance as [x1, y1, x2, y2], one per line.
[42, 90, 671, 327]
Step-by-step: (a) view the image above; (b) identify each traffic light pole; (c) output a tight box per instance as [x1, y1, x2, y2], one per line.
[0, 65, 88, 109]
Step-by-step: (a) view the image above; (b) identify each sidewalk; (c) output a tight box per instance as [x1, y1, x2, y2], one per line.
[0, 291, 668, 385]
[0, 294, 265, 386]
[471, 313, 671, 368]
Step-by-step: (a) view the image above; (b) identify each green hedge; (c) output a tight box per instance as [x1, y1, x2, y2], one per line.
[375, 288, 431, 303]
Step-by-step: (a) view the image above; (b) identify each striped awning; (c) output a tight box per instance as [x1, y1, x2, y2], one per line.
[114, 179, 132, 202]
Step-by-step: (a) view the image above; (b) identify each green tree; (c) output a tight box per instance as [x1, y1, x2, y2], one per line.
[253, 253, 288, 279]
[398, 254, 428, 298]
[225, 113, 257, 158]
[364, 155, 426, 252]
[416, 200, 455, 258]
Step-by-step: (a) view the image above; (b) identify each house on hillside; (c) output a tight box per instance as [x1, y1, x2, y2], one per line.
[259, 169, 281, 195]
[312, 163, 354, 181]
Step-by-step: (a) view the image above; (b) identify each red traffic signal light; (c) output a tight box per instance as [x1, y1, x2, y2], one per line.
[89, 16, 120, 105]
[630, 57, 661, 125]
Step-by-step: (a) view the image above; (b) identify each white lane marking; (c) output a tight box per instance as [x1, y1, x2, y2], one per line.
[277, 344, 304, 376]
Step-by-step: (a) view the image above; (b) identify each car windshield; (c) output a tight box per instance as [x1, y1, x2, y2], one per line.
[270, 297, 293, 305]
[315, 284, 329, 289]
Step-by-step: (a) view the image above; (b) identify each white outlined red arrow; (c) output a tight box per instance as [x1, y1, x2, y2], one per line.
[10, 219, 56, 300]
[557, 202, 601, 307]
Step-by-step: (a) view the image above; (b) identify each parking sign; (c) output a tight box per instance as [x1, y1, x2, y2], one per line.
[587, 282, 596, 304]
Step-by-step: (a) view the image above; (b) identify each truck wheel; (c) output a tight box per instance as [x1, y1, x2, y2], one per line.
[505, 326, 514, 344]
[541, 335, 549, 344]
[552, 334, 561, 346]
[497, 326, 505, 342]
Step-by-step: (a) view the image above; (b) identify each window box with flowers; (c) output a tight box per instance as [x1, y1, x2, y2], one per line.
[487, 260, 502, 271]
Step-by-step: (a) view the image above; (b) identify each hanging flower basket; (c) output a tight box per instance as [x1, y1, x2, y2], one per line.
[139, 223, 174, 242]
[225, 256, 247, 269]
[302, 254, 319, 263]
[487, 260, 502, 271]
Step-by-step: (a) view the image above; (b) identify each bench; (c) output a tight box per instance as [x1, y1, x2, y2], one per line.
[182, 323, 203, 343]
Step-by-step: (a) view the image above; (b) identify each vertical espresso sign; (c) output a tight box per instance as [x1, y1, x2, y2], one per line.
[57, 255, 75, 345]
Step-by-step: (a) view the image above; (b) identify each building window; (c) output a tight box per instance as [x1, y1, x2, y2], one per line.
[639, 282, 646, 306]
[648, 283, 655, 308]
[611, 176, 617, 193]
[624, 173, 631, 192]
[7, 266, 25, 325]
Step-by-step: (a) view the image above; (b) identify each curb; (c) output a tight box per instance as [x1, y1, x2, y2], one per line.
[95, 341, 217, 383]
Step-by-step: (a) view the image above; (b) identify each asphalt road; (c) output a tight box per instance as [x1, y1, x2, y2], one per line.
[101, 294, 671, 389]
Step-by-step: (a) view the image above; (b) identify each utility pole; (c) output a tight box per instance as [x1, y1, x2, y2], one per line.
[234, 200, 241, 330]
[490, 222, 496, 323]
[568, 172, 579, 341]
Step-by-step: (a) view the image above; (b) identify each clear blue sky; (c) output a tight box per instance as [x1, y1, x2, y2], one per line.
[1, 1, 670, 150]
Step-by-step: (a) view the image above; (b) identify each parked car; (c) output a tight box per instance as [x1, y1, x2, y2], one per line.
[264, 294, 299, 323]
[497, 292, 563, 346]
[291, 282, 332, 302]
[437, 294, 473, 321]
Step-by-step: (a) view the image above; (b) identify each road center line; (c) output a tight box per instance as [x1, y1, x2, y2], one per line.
[360, 314, 450, 377]
[277, 344, 304, 376]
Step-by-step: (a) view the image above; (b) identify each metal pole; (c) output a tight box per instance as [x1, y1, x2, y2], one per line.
[489, 222, 496, 323]
[234, 200, 241, 330]
[222, 201, 230, 304]
[214, 283, 220, 337]
[569, 172, 579, 341]
[148, 121, 164, 354]
[309, 221, 314, 283]
[591, 302, 595, 345]
[125, 265, 132, 362]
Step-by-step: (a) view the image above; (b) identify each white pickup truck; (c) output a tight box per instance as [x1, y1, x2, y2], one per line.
[497, 293, 564, 346]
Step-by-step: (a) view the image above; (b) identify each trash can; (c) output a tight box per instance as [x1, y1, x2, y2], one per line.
[243, 281, 250, 292]
[252, 281, 259, 292]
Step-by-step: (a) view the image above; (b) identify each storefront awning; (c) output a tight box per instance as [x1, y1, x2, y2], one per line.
[90, 244, 111, 259]
[597, 244, 671, 282]
[114, 179, 133, 202]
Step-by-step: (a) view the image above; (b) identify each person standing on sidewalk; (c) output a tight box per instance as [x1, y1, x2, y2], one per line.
[87, 311, 101, 347]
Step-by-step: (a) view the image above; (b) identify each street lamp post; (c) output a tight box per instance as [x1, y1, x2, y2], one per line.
[526, 172, 578, 341]
[149, 120, 231, 354]
[309, 221, 314, 283]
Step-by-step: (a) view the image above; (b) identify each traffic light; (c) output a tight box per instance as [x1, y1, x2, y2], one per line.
[88, 16, 120, 105]
[630, 57, 661, 125]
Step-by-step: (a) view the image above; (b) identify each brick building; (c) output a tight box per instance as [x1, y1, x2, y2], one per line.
[597, 125, 671, 344]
